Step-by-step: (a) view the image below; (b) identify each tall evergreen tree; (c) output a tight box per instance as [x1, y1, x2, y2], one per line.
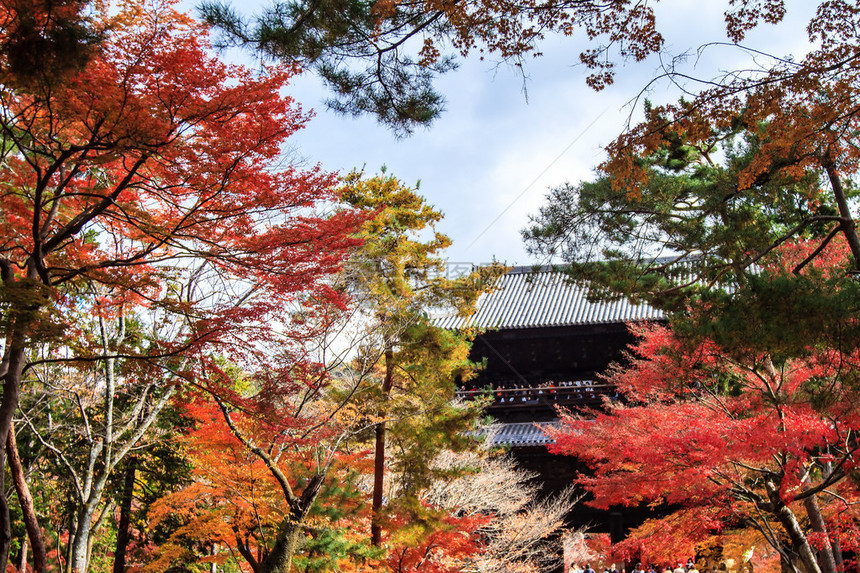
[337, 170, 503, 546]
[523, 126, 860, 352]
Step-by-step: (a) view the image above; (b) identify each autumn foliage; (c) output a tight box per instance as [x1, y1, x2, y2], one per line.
[0, 0, 363, 570]
[144, 398, 377, 573]
[600, 1, 860, 199]
[549, 240, 860, 573]
[16, 0, 860, 572]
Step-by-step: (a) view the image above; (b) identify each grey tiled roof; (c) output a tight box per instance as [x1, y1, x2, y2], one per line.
[485, 421, 559, 447]
[436, 266, 664, 330]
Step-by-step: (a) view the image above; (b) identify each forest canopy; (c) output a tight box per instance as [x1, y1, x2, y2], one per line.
[4, 1, 860, 573]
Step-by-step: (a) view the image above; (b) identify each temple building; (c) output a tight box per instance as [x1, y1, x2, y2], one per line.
[437, 265, 665, 543]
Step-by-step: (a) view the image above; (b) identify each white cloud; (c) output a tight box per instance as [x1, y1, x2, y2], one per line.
[195, 0, 820, 267]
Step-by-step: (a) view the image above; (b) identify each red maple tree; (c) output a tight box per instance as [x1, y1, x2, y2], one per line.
[0, 1, 361, 570]
[549, 240, 860, 573]
[145, 396, 377, 573]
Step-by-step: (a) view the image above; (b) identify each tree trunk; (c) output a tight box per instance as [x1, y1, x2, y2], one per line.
[371, 419, 387, 546]
[825, 165, 860, 272]
[85, 504, 112, 573]
[779, 553, 798, 573]
[820, 457, 844, 570]
[802, 491, 836, 573]
[69, 506, 95, 573]
[0, 323, 31, 572]
[7, 423, 47, 573]
[234, 530, 261, 573]
[260, 521, 302, 573]
[260, 474, 324, 573]
[64, 508, 75, 573]
[832, 539, 843, 573]
[18, 535, 27, 573]
[371, 347, 395, 546]
[773, 501, 821, 573]
[112, 457, 136, 573]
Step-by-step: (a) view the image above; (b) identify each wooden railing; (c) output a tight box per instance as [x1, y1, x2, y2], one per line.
[456, 381, 616, 408]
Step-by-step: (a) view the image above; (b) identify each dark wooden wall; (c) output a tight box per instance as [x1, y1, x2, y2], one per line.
[459, 322, 657, 547]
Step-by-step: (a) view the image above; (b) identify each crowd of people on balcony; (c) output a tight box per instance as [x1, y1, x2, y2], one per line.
[574, 558, 718, 573]
[457, 378, 618, 406]
[628, 560, 704, 573]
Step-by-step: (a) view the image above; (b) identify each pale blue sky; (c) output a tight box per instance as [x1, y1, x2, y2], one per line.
[198, 1, 818, 268]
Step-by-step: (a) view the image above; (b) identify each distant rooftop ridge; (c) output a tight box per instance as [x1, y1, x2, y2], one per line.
[436, 263, 666, 330]
[505, 264, 558, 274]
[503, 255, 693, 275]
